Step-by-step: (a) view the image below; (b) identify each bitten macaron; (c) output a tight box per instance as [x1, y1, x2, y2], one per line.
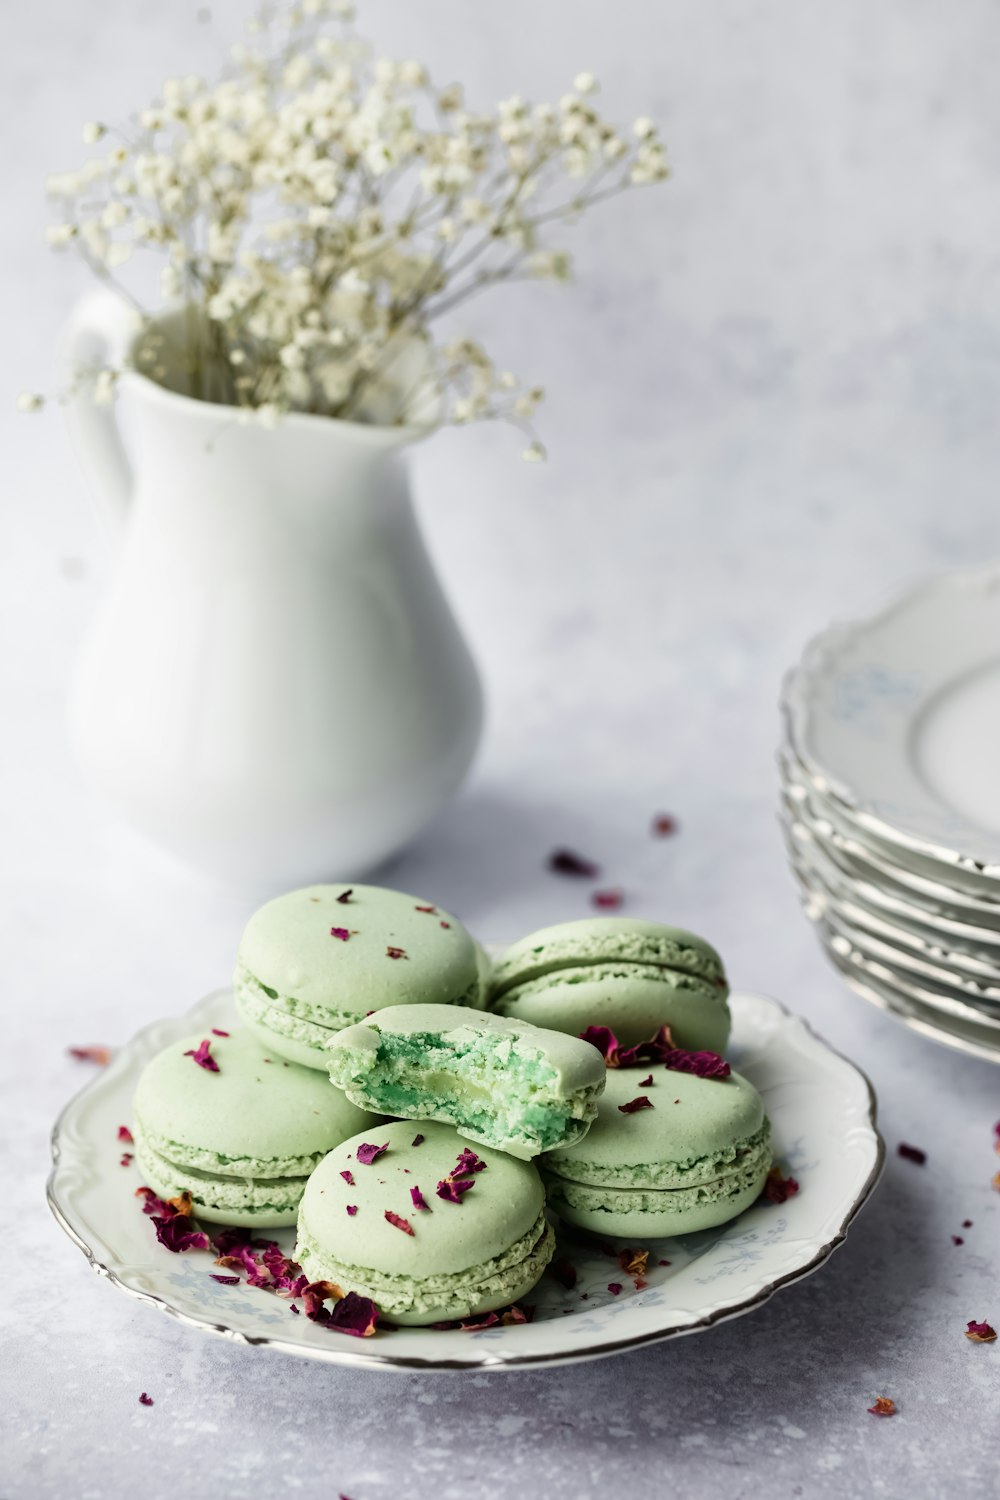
[234, 884, 487, 1069]
[132, 1028, 378, 1226]
[296, 1120, 555, 1325]
[542, 1062, 771, 1237]
[489, 917, 731, 1052]
[327, 1003, 606, 1159]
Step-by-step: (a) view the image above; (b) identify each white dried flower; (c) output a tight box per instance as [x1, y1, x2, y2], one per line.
[633, 115, 657, 139]
[16, 392, 44, 412]
[522, 442, 546, 462]
[82, 121, 106, 144]
[40, 2, 666, 453]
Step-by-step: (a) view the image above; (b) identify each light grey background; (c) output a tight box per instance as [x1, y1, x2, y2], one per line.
[4, 2, 1000, 1496]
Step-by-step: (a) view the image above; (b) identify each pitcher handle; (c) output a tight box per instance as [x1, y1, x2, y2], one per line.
[63, 287, 139, 541]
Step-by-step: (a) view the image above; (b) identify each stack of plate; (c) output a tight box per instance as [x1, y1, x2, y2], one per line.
[780, 563, 1000, 1064]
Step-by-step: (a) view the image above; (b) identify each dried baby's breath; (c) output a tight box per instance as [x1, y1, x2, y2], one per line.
[43, 1, 667, 453]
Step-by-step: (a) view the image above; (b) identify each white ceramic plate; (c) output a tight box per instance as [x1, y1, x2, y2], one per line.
[47, 988, 883, 1372]
[820, 929, 1000, 1066]
[782, 563, 1000, 877]
[782, 750, 1000, 924]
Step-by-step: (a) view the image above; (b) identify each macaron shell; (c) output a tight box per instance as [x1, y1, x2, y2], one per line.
[133, 1028, 377, 1162]
[236, 884, 483, 1013]
[545, 1065, 765, 1182]
[491, 918, 727, 995]
[297, 1120, 545, 1279]
[493, 966, 731, 1052]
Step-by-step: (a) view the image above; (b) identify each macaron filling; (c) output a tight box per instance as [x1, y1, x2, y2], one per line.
[327, 1024, 604, 1158]
[543, 1158, 769, 1232]
[296, 1210, 554, 1323]
[491, 931, 727, 1000]
[133, 1123, 313, 1223]
[544, 1120, 772, 1191]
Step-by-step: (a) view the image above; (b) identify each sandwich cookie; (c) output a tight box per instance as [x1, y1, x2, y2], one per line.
[295, 1121, 554, 1326]
[234, 884, 486, 1069]
[542, 1064, 771, 1237]
[490, 918, 731, 1052]
[326, 1003, 606, 1159]
[132, 1028, 378, 1227]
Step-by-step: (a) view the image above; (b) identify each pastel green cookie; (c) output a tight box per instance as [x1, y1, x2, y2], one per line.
[490, 918, 731, 1051]
[295, 1120, 554, 1325]
[132, 1028, 378, 1226]
[234, 884, 486, 1069]
[542, 1065, 771, 1237]
[326, 1003, 606, 1159]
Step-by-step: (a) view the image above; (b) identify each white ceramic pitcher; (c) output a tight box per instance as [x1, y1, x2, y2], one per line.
[64, 290, 483, 884]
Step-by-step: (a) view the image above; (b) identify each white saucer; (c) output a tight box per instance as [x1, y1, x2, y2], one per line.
[783, 562, 1000, 877]
[47, 988, 882, 1372]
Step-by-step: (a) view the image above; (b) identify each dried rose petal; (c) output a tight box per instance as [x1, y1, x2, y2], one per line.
[639, 1074, 653, 1088]
[330, 926, 351, 941]
[965, 1320, 997, 1342]
[135, 1186, 171, 1217]
[117, 1125, 134, 1143]
[346, 1205, 358, 1216]
[327, 1291, 379, 1338]
[659, 1048, 731, 1079]
[579, 1025, 623, 1065]
[183, 1039, 219, 1073]
[761, 1167, 800, 1205]
[415, 905, 437, 913]
[440, 921, 451, 929]
[618, 1096, 653, 1114]
[410, 1186, 429, 1212]
[549, 848, 600, 878]
[652, 813, 677, 837]
[550, 1259, 577, 1289]
[385, 1210, 414, 1236]
[211, 1028, 229, 1037]
[658, 1259, 671, 1266]
[592, 888, 624, 910]
[153, 1215, 210, 1254]
[336, 889, 353, 903]
[120, 1152, 134, 1167]
[897, 1142, 926, 1165]
[454, 1148, 487, 1177]
[953, 1236, 964, 1246]
[617, 1248, 649, 1278]
[340, 1170, 355, 1185]
[458, 1311, 500, 1331]
[139, 1393, 153, 1407]
[356, 1142, 389, 1166]
[386, 946, 408, 960]
[210, 1274, 240, 1285]
[607, 1282, 623, 1296]
[868, 1397, 896, 1417]
[501, 1305, 530, 1326]
[412, 1134, 425, 1147]
[963, 1220, 973, 1228]
[436, 1176, 474, 1204]
[68, 1045, 111, 1065]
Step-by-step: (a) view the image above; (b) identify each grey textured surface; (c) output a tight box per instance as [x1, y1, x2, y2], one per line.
[4, 1, 1000, 1496]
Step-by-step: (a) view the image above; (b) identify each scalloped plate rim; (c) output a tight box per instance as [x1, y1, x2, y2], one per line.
[47, 988, 884, 1372]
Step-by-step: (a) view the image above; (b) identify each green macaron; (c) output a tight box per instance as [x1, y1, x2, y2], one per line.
[326, 1003, 606, 1160]
[234, 884, 486, 1069]
[490, 918, 731, 1052]
[296, 1120, 554, 1325]
[542, 1064, 771, 1237]
[132, 1028, 378, 1226]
